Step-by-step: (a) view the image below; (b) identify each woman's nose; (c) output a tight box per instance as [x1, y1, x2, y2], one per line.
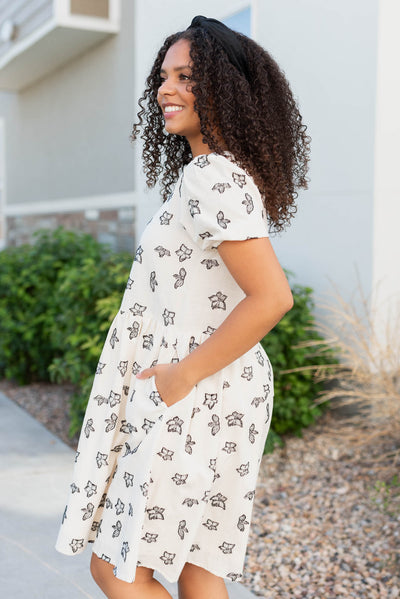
[159, 78, 175, 95]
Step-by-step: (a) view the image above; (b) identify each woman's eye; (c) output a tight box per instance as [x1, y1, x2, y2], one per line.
[158, 74, 191, 86]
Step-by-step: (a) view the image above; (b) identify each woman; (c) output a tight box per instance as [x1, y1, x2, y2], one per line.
[56, 15, 310, 599]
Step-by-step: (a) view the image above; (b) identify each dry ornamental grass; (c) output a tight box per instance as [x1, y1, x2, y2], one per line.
[282, 283, 400, 469]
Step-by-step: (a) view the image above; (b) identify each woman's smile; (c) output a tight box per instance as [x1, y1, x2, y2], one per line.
[163, 103, 184, 117]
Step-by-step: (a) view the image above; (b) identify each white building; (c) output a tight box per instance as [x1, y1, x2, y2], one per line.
[0, 0, 398, 324]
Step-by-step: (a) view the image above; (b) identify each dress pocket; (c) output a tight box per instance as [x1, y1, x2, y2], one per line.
[151, 374, 198, 413]
[148, 375, 167, 408]
[125, 376, 166, 426]
[122, 376, 168, 454]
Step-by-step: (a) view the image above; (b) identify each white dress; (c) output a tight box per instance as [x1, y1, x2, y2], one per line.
[55, 152, 274, 584]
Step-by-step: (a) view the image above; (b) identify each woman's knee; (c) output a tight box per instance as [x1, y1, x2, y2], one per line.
[90, 553, 158, 597]
[179, 562, 218, 583]
[90, 552, 109, 588]
[178, 562, 228, 599]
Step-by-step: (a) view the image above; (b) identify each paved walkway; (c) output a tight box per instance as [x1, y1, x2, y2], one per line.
[0, 392, 256, 598]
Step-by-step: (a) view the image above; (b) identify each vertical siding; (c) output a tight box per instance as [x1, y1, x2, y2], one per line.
[6, 0, 134, 207]
[0, 0, 53, 61]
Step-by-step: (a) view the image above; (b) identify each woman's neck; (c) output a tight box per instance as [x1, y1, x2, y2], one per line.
[188, 128, 227, 158]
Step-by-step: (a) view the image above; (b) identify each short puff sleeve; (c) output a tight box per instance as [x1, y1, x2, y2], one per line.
[179, 153, 270, 251]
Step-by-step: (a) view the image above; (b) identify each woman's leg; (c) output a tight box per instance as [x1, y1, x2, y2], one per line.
[90, 552, 173, 599]
[178, 562, 229, 599]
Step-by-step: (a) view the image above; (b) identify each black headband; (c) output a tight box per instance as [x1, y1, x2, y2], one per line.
[187, 15, 251, 83]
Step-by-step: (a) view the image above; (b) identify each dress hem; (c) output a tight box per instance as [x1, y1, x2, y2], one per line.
[92, 547, 243, 585]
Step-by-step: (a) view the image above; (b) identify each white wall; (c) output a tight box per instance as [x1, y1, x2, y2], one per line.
[253, 0, 378, 307]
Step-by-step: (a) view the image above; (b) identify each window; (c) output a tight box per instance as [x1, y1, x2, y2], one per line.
[223, 6, 251, 37]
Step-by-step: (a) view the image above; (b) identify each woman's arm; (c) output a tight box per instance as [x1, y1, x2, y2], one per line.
[136, 237, 292, 406]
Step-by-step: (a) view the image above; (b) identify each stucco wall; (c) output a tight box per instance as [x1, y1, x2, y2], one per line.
[253, 0, 378, 305]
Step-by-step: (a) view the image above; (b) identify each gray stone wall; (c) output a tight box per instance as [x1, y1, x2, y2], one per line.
[6, 207, 135, 254]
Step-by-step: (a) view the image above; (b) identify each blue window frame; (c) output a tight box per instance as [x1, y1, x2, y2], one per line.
[223, 6, 251, 37]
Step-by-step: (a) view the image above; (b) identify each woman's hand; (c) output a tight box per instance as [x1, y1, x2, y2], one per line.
[136, 363, 195, 408]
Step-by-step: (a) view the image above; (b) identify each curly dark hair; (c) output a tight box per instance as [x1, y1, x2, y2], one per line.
[130, 25, 311, 233]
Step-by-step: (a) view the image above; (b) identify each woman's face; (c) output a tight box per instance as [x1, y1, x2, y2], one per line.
[157, 39, 205, 153]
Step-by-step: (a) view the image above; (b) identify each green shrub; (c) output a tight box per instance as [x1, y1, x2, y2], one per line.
[0, 228, 131, 408]
[0, 230, 336, 446]
[48, 252, 131, 435]
[261, 278, 337, 451]
[0, 228, 114, 382]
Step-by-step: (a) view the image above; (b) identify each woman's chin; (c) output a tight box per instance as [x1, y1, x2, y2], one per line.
[164, 122, 183, 136]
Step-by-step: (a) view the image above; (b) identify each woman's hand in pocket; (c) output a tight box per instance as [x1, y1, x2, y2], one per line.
[136, 363, 195, 408]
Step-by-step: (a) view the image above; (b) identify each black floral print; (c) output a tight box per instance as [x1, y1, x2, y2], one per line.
[242, 193, 254, 214]
[159, 211, 173, 225]
[173, 267, 186, 289]
[157, 447, 174, 461]
[134, 245, 143, 263]
[154, 245, 171, 257]
[81, 503, 94, 520]
[216, 210, 231, 229]
[188, 198, 201, 216]
[237, 514, 249, 531]
[175, 244, 193, 262]
[212, 182, 231, 194]
[56, 153, 274, 586]
[209, 291, 227, 310]
[147, 506, 165, 520]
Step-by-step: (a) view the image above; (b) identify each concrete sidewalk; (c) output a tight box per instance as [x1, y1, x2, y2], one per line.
[0, 391, 256, 598]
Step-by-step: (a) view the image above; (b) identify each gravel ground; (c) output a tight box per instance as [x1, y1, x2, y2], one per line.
[1, 378, 399, 598]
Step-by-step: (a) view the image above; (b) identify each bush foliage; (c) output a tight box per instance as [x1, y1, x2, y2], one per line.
[0, 228, 132, 433]
[261, 280, 337, 450]
[0, 228, 335, 446]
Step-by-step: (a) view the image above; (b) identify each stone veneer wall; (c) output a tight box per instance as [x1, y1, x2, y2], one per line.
[6, 207, 136, 254]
